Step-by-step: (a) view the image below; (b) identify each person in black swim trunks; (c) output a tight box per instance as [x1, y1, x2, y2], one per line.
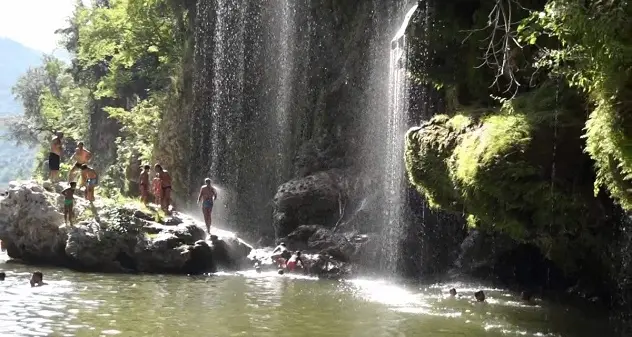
[154, 164, 172, 212]
[197, 178, 218, 234]
[49, 132, 63, 182]
[68, 141, 92, 183]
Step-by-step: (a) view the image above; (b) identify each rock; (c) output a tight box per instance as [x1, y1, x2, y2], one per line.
[273, 170, 343, 238]
[210, 234, 253, 270]
[284, 225, 355, 262]
[0, 181, 253, 275]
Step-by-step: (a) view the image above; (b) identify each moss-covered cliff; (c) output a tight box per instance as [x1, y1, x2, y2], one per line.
[405, 0, 632, 300]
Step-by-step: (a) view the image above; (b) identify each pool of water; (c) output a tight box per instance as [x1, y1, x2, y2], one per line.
[0, 253, 615, 337]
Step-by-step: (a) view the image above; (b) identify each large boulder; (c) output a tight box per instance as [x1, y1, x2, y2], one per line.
[273, 170, 343, 238]
[0, 181, 252, 274]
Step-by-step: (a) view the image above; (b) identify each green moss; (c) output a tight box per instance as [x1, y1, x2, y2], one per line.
[585, 91, 632, 211]
[405, 93, 605, 272]
[405, 114, 472, 209]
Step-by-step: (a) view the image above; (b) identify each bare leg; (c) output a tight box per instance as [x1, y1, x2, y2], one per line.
[203, 207, 211, 233]
[51, 170, 59, 182]
[162, 188, 171, 212]
[68, 166, 77, 182]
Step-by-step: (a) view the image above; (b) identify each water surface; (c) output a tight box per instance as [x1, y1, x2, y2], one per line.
[0, 254, 613, 337]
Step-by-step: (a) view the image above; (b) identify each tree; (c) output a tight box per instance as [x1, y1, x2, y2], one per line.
[9, 56, 90, 146]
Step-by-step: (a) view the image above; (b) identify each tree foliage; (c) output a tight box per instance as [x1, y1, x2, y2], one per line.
[9, 56, 90, 146]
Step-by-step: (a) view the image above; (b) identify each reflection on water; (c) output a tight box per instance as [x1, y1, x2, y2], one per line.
[0, 254, 614, 337]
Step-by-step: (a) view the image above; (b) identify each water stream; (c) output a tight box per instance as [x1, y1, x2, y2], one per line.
[0, 253, 613, 337]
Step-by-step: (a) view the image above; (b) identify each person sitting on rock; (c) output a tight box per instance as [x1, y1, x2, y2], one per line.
[30, 271, 47, 287]
[139, 165, 151, 205]
[81, 164, 98, 202]
[61, 182, 76, 225]
[286, 251, 305, 273]
[271, 242, 291, 268]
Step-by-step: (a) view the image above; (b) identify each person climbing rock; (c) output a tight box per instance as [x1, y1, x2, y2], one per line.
[30, 271, 47, 287]
[61, 182, 76, 225]
[197, 178, 218, 234]
[49, 132, 63, 182]
[270, 242, 291, 268]
[139, 165, 151, 205]
[81, 165, 98, 202]
[286, 251, 305, 273]
[67, 141, 92, 183]
[154, 164, 172, 212]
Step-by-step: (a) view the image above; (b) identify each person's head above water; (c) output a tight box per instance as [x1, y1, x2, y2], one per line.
[30, 271, 43, 287]
[77, 141, 84, 150]
[449, 288, 457, 296]
[0, 272, 5, 281]
[205, 178, 212, 185]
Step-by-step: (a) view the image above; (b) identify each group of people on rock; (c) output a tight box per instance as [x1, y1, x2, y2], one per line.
[49, 132, 219, 233]
[0, 271, 47, 287]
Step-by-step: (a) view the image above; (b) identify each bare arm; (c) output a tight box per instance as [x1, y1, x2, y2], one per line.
[212, 187, 218, 201]
[197, 187, 203, 203]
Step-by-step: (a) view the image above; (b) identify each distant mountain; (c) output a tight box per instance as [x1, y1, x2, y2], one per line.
[0, 38, 45, 186]
[0, 38, 44, 116]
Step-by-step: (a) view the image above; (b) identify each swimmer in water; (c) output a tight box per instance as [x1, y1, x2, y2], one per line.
[30, 271, 47, 287]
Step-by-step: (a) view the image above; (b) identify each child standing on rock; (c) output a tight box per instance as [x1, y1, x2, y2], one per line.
[61, 182, 76, 225]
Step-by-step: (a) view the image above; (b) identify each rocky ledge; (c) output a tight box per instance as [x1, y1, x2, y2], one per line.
[0, 181, 252, 274]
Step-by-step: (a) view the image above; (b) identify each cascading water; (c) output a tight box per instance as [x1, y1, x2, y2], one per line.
[378, 3, 419, 272]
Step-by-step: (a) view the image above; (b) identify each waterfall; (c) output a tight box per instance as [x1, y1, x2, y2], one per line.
[377, 4, 419, 273]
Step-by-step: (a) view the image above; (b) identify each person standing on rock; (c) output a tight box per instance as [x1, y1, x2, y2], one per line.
[154, 164, 172, 212]
[81, 165, 98, 202]
[197, 178, 218, 234]
[139, 165, 151, 205]
[61, 182, 76, 225]
[67, 141, 92, 183]
[49, 132, 63, 182]
[152, 172, 162, 206]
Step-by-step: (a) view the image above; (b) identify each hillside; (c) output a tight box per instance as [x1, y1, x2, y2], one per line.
[0, 37, 43, 186]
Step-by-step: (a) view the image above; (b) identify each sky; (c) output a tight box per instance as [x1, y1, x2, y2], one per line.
[0, 0, 78, 52]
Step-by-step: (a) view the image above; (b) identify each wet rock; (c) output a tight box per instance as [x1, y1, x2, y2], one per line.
[272, 170, 343, 238]
[210, 234, 253, 270]
[0, 181, 252, 275]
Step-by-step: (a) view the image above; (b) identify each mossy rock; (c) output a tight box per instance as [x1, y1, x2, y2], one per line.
[405, 114, 471, 210]
[405, 93, 610, 273]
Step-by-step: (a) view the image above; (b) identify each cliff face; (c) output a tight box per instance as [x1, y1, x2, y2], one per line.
[159, 0, 410, 234]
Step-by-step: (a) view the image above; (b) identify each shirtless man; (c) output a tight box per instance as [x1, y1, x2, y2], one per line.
[68, 142, 92, 183]
[80, 164, 98, 202]
[139, 165, 150, 204]
[154, 164, 172, 212]
[197, 178, 218, 234]
[49, 132, 63, 182]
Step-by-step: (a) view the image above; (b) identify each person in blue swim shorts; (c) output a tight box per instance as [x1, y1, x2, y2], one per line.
[197, 178, 218, 234]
